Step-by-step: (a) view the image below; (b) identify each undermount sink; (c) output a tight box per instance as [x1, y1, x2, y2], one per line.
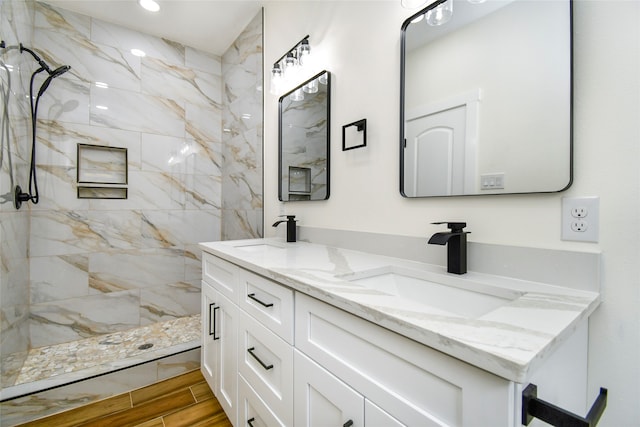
[234, 242, 286, 252]
[341, 266, 523, 318]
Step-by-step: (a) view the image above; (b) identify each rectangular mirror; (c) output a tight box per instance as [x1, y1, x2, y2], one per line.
[400, 0, 572, 197]
[279, 70, 331, 202]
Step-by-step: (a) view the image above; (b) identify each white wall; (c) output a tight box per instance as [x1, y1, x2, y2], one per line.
[263, 1, 639, 425]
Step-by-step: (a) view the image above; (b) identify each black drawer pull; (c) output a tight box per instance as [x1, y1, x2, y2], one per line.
[248, 293, 274, 308]
[212, 305, 220, 341]
[247, 417, 256, 427]
[208, 303, 215, 336]
[343, 420, 354, 427]
[247, 347, 274, 370]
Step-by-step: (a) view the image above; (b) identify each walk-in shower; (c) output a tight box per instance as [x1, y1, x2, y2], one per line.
[1, 1, 263, 424]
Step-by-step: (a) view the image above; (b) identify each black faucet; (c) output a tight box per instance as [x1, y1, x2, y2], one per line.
[428, 222, 470, 275]
[272, 215, 297, 242]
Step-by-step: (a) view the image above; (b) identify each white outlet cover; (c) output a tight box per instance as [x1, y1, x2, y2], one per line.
[561, 196, 600, 242]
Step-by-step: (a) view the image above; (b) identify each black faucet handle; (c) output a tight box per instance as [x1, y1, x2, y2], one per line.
[431, 222, 467, 233]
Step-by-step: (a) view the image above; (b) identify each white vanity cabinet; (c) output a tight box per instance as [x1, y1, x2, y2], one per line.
[295, 292, 514, 427]
[202, 253, 294, 427]
[201, 246, 593, 427]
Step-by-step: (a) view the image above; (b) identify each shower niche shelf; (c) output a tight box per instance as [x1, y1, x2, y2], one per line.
[77, 144, 128, 199]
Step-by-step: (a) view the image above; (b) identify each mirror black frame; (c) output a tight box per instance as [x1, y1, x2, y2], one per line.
[278, 70, 331, 202]
[399, 0, 573, 198]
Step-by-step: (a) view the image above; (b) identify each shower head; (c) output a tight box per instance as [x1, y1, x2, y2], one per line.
[37, 65, 71, 97]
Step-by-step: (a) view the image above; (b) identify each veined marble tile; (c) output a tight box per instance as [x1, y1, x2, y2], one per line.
[88, 250, 185, 293]
[91, 19, 185, 65]
[157, 348, 201, 380]
[186, 101, 222, 143]
[222, 209, 263, 241]
[127, 171, 186, 210]
[141, 56, 221, 108]
[34, 2, 140, 92]
[184, 244, 203, 282]
[140, 282, 200, 325]
[29, 290, 140, 348]
[141, 209, 221, 249]
[36, 27, 142, 92]
[186, 47, 222, 75]
[37, 121, 142, 169]
[0, 0, 33, 47]
[30, 255, 89, 304]
[0, 305, 29, 359]
[141, 133, 191, 173]
[30, 210, 144, 257]
[183, 173, 222, 210]
[90, 85, 185, 137]
[35, 75, 91, 125]
[34, 1, 91, 40]
[29, 165, 89, 211]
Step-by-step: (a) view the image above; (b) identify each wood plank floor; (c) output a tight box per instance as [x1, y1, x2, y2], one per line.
[16, 369, 231, 427]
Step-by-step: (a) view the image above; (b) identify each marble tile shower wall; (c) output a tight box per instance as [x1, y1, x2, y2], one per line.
[27, 2, 223, 348]
[221, 11, 263, 240]
[0, 0, 35, 386]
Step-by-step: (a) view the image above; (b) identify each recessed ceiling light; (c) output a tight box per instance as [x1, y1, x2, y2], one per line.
[138, 0, 160, 12]
[130, 48, 146, 57]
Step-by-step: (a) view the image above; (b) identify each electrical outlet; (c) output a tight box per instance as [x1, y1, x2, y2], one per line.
[562, 197, 599, 242]
[571, 207, 588, 218]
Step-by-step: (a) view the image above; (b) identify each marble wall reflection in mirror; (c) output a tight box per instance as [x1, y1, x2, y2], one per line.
[279, 71, 330, 202]
[401, 0, 572, 197]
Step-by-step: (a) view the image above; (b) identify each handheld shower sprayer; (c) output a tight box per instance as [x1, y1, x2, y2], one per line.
[13, 44, 72, 209]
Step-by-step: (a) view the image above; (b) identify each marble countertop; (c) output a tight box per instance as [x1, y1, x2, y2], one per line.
[199, 238, 600, 383]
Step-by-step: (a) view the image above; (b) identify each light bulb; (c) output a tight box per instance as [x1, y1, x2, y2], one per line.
[270, 63, 283, 95]
[303, 79, 318, 94]
[290, 88, 304, 102]
[298, 39, 311, 66]
[426, 0, 453, 26]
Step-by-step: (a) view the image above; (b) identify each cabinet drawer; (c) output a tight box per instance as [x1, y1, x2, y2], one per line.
[295, 293, 512, 427]
[238, 268, 294, 344]
[202, 253, 238, 303]
[238, 374, 286, 427]
[238, 310, 294, 426]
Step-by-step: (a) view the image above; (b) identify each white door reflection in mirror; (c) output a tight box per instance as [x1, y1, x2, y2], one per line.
[404, 90, 479, 197]
[406, 106, 466, 196]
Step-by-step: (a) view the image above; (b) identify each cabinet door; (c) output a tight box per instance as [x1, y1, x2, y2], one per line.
[365, 400, 406, 427]
[201, 281, 217, 393]
[215, 291, 239, 427]
[294, 350, 364, 427]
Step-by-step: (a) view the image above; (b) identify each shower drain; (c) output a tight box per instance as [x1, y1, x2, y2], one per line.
[138, 343, 154, 350]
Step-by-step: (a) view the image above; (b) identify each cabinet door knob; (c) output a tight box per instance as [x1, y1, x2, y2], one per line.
[247, 347, 274, 370]
[248, 293, 274, 308]
[247, 417, 256, 427]
[343, 420, 354, 427]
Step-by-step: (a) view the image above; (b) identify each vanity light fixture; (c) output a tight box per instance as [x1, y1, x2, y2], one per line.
[138, 0, 160, 12]
[269, 35, 312, 95]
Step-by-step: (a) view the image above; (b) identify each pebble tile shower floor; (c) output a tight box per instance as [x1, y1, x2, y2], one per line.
[7, 314, 200, 387]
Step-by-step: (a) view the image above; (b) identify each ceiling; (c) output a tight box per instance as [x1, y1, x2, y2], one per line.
[46, 0, 265, 56]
